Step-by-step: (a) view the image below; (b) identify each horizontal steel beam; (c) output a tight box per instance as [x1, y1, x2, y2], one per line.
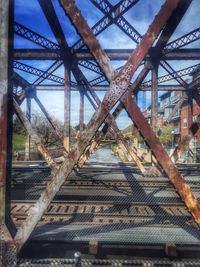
[35, 84, 185, 91]
[13, 48, 200, 60]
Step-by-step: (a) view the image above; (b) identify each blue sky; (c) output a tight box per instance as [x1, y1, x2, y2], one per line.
[14, 0, 200, 129]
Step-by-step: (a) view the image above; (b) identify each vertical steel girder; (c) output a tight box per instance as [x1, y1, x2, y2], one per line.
[151, 64, 158, 132]
[0, 1, 17, 265]
[63, 69, 71, 151]
[79, 91, 84, 132]
[14, 0, 178, 252]
[0, 0, 9, 228]
[24, 97, 31, 161]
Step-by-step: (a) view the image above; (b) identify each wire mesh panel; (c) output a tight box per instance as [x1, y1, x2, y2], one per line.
[17, 257, 200, 267]
[11, 147, 200, 249]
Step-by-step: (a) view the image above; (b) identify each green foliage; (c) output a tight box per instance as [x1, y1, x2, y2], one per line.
[13, 133, 26, 151]
[159, 124, 174, 145]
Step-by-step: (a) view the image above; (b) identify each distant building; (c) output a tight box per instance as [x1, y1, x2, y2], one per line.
[143, 66, 200, 146]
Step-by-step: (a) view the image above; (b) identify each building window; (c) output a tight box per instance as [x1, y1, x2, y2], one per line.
[183, 118, 187, 128]
[193, 115, 197, 122]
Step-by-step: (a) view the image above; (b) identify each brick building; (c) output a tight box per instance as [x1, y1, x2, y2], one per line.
[143, 91, 200, 145]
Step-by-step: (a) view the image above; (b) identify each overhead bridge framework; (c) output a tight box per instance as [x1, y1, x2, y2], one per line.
[0, 0, 200, 265]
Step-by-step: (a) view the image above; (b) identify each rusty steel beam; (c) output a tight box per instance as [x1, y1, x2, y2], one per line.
[14, 0, 176, 252]
[13, 99, 57, 169]
[63, 69, 71, 151]
[151, 63, 158, 132]
[13, 48, 200, 61]
[59, 1, 115, 82]
[79, 91, 84, 132]
[35, 84, 186, 92]
[0, 0, 9, 227]
[121, 94, 200, 224]
[0, 2, 17, 260]
[24, 97, 31, 161]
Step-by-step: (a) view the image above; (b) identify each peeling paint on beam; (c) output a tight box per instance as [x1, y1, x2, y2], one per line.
[0, 0, 9, 229]
[59, 0, 115, 81]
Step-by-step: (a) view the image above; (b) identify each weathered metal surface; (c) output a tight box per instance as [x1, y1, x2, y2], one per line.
[151, 63, 158, 132]
[0, 1, 17, 264]
[0, 225, 17, 267]
[13, 48, 200, 60]
[79, 91, 84, 132]
[59, 0, 115, 81]
[0, 0, 9, 227]
[63, 68, 71, 151]
[24, 97, 31, 161]
[13, 99, 57, 169]
[14, 0, 177, 252]
[35, 84, 186, 92]
[121, 95, 200, 225]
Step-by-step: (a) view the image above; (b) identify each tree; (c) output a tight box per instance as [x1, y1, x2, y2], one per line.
[31, 113, 63, 147]
[159, 124, 174, 146]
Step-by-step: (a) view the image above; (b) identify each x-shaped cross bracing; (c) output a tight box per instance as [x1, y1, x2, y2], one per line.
[13, 0, 200, 253]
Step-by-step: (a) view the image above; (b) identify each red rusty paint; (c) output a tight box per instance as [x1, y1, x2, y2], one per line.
[59, 0, 115, 81]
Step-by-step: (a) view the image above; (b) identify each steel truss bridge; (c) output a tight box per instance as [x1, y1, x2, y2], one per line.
[0, 0, 200, 266]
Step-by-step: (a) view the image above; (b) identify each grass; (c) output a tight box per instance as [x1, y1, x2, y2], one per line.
[13, 133, 26, 151]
